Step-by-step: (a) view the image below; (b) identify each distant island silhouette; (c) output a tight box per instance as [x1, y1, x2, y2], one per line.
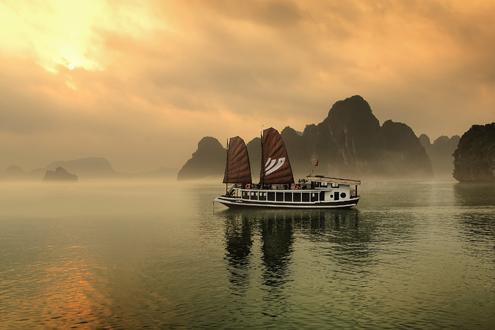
[177, 137, 226, 180]
[419, 134, 460, 177]
[1, 157, 177, 181]
[43, 166, 78, 182]
[178, 95, 434, 180]
[46, 157, 117, 179]
[2, 104, 492, 183]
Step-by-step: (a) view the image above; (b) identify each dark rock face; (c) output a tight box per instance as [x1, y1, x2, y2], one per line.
[453, 123, 495, 182]
[177, 137, 226, 180]
[44, 167, 78, 182]
[306, 96, 432, 177]
[178, 95, 433, 179]
[324, 95, 382, 171]
[420, 134, 460, 176]
[380, 120, 432, 176]
[47, 157, 116, 178]
[280, 127, 311, 176]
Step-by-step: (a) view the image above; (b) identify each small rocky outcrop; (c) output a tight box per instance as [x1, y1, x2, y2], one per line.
[43, 167, 78, 182]
[47, 157, 116, 178]
[177, 137, 226, 180]
[453, 123, 495, 182]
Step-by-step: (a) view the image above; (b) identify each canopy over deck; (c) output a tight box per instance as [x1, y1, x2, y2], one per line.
[305, 175, 361, 185]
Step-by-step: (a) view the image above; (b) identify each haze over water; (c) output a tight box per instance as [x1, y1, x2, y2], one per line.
[0, 179, 494, 328]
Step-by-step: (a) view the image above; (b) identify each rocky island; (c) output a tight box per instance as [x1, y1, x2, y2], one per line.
[43, 167, 78, 182]
[47, 157, 116, 179]
[453, 123, 495, 182]
[178, 95, 433, 180]
[177, 137, 226, 180]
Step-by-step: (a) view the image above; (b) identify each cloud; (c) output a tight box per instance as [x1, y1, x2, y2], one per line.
[0, 0, 494, 170]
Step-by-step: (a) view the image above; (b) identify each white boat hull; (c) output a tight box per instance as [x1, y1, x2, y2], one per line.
[214, 196, 359, 209]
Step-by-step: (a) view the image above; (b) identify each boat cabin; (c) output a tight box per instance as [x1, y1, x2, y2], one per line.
[226, 175, 359, 205]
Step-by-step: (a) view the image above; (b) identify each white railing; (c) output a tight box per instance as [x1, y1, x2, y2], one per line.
[237, 189, 323, 204]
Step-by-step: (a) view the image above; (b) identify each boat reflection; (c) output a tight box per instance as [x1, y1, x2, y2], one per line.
[224, 212, 254, 293]
[260, 213, 294, 288]
[222, 208, 366, 294]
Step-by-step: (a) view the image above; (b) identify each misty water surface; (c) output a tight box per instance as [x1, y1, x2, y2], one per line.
[0, 179, 494, 328]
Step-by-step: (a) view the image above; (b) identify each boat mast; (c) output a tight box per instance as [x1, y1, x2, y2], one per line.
[225, 138, 229, 194]
[259, 129, 263, 185]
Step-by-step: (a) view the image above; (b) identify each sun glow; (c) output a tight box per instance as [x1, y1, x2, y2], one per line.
[0, 1, 98, 72]
[0, 1, 160, 73]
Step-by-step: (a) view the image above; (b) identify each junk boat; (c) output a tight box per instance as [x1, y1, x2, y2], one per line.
[214, 127, 361, 209]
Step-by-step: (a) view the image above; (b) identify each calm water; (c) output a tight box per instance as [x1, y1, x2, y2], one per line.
[0, 180, 494, 329]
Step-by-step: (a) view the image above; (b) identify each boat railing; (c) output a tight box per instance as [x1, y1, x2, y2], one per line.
[237, 188, 323, 203]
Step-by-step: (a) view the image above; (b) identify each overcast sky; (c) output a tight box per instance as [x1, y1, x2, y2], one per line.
[1, 0, 494, 171]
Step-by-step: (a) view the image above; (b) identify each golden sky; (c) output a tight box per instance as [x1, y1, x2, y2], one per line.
[1, 0, 494, 171]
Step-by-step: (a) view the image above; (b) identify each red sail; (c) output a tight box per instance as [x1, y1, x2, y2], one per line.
[260, 128, 294, 184]
[223, 136, 252, 184]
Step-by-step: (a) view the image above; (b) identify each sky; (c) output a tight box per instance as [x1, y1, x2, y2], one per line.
[1, 0, 494, 172]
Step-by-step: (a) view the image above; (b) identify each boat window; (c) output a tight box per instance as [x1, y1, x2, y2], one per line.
[331, 183, 339, 188]
[259, 192, 267, 201]
[302, 193, 310, 202]
[276, 192, 283, 202]
[340, 192, 346, 199]
[268, 192, 275, 201]
[242, 191, 249, 199]
[320, 191, 325, 201]
[293, 192, 301, 202]
[311, 192, 318, 202]
[334, 191, 339, 201]
[250, 191, 258, 200]
[284, 192, 292, 202]
[321, 182, 328, 187]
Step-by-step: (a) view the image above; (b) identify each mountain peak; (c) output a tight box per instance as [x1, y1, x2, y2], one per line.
[197, 136, 224, 151]
[324, 95, 380, 133]
[419, 134, 431, 147]
[281, 126, 301, 137]
[328, 95, 372, 117]
[177, 137, 225, 180]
